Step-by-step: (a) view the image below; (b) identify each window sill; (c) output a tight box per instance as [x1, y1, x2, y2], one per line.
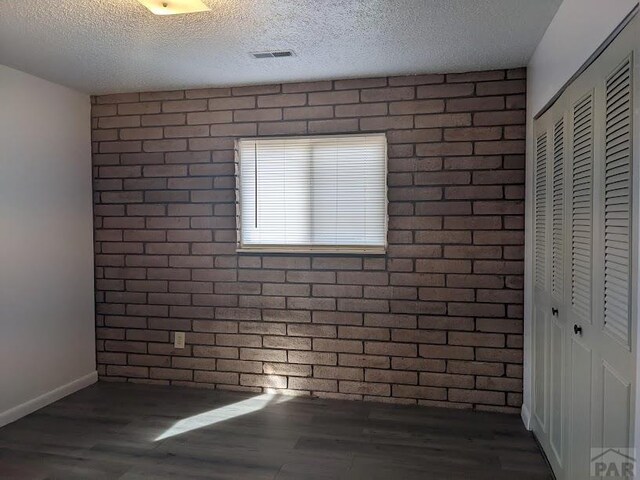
[236, 246, 387, 255]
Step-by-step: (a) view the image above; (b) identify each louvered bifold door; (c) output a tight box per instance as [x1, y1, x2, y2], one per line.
[571, 93, 594, 322]
[535, 132, 548, 291]
[565, 91, 596, 480]
[533, 16, 638, 480]
[603, 56, 633, 346]
[533, 127, 550, 438]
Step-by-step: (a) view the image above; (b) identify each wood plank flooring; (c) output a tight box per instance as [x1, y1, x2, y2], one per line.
[0, 383, 552, 479]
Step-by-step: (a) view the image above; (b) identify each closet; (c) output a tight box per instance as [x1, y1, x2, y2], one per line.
[531, 13, 638, 480]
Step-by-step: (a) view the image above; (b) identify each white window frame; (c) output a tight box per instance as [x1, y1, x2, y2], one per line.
[235, 133, 388, 255]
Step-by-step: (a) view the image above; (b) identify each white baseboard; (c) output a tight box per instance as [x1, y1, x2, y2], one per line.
[0, 371, 98, 428]
[521, 403, 532, 430]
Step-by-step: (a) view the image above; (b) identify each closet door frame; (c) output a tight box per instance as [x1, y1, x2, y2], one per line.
[631, 16, 640, 453]
[527, 12, 640, 480]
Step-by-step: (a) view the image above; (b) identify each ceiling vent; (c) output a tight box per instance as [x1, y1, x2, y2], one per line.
[251, 50, 295, 59]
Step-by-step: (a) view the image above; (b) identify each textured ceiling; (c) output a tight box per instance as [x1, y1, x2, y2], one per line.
[0, 0, 562, 95]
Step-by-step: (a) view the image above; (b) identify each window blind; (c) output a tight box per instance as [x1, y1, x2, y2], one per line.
[237, 134, 387, 252]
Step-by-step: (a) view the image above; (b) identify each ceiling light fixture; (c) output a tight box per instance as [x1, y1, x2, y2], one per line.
[137, 0, 211, 16]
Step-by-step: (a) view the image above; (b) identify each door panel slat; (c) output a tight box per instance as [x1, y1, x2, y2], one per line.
[552, 119, 565, 301]
[603, 57, 632, 346]
[571, 93, 594, 322]
[535, 133, 548, 290]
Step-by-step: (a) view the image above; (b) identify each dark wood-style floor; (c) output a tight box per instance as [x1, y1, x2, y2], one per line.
[0, 383, 552, 479]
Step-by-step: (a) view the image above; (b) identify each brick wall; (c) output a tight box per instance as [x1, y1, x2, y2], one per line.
[91, 68, 526, 413]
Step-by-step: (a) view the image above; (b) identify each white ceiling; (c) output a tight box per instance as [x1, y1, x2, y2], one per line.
[0, 0, 562, 95]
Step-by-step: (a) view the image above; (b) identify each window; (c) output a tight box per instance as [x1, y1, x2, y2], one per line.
[237, 134, 387, 254]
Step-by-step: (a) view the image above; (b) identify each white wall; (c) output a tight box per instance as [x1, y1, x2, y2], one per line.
[0, 65, 96, 426]
[523, 0, 639, 429]
[528, 0, 638, 116]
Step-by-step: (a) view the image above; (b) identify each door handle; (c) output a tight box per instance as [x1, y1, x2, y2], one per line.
[552, 307, 559, 316]
[573, 324, 583, 335]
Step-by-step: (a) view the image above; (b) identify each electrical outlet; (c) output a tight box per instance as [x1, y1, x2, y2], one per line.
[174, 331, 185, 349]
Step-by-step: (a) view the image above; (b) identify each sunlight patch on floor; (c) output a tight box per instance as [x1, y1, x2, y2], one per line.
[154, 392, 290, 441]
